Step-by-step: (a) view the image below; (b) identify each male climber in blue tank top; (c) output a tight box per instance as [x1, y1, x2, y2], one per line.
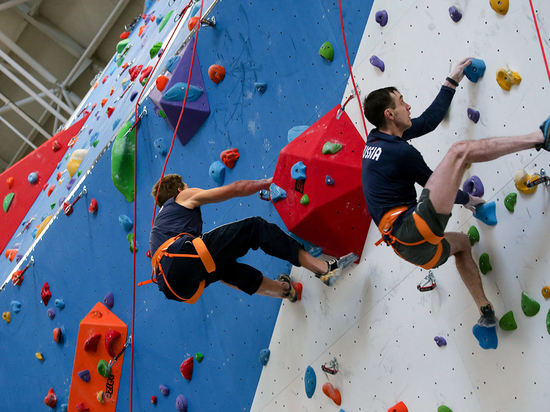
[361, 57, 550, 327]
[149, 174, 356, 303]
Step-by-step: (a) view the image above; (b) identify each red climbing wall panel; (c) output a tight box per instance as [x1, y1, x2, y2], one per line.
[272, 105, 371, 259]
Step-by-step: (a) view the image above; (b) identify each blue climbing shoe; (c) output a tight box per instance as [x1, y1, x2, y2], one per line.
[315, 252, 358, 286]
[477, 304, 498, 328]
[278, 274, 298, 302]
[536, 116, 550, 151]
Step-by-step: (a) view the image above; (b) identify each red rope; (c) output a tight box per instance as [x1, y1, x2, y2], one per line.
[338, 0, 369, 139]
[528, 0, 550, 83]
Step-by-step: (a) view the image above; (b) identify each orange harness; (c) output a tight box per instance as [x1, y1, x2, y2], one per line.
[375, 206, 444, 270]
[138, 233, 216, 304]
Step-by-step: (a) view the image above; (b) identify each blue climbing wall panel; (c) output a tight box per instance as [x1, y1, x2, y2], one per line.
[0, 0, 372, 411]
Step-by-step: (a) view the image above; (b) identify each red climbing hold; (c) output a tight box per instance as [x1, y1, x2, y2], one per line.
[47, 185, 55, 196]
[156, 75, 169, 91]
[88, 198, 98, 213]
[180, 356, 194, 381]
[84, 333, 101, 352]
[12, 269, 24, 286]
[52, 140, 61, 152]
[139, 66, 152, 83]
[75, 402, 89, 411]
[208, 64, 225, 84]
[101, 98, 108, 108]
[151, 396, 157, 405]
[292, 282, 302, 301]
[120, 31, 130, 39]
[44, 388, 57, 408]
[107, 107, 115, 118]
[322, 382, 341, 405]
[188, 16, 200, 31]
[220, 148, 240, 169]
[388, 401, 408, 412]
[105, 329, 121, 357]
[6, 176, 14, 189]
[146, 250, 151, 258]
[41, 282, 52, 306]
[102, 75, 108, 84]
[109, 87, 114, 96]
[53, 327, 62, 343]
[129, 64, 143, 81]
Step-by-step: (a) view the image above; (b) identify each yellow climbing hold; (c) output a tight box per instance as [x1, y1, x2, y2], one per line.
[490, 0, 509, 15]
[2, 311, 10, 323]
[36, 215, 52, 238]
[67, 149, 88, 178]
[542, 286, 550, 299]
[496, 67, 522, 91]
[514, 169, 537, 194]
[36, 352, 45, 361]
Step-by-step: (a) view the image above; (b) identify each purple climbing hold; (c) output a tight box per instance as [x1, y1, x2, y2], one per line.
[159, 384, 170, 396]
[467, 108, 480, 123]
[66, 178, 76, 191]
[130, 91, 138, 102]
[58, 197, 66, 207]
[369, 55, 385, 72]
[462, 175, 484, 197]
[325, 175, 335, 185]
[375, 10, 388, 26]
[47, 308, 56, 320]
[434, 336, 447, 347]
[103, 292, 114, 309]
[77, 369, 91, 382]
[449, 6, 462, 22]
[176, 394, 188, 412]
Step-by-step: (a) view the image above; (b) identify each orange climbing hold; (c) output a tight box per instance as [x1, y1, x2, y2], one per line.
[542, 286, 550, 299]
[110, 87, 115, 96]
[120, 31, 130, 39]
[208, 64, 225, 84]
[4, 249, 17, 262]
[220, 148, 240, 169]
[156, 75, 169, 91]
[44, 388, 57, 408]
[322, 382, 341, 405]
[188, 16, 200, 31]
[6, 176, 14, 189]
[139, 25, 146, 37]
[52, 140, 60, 152]
[101, 98, 108, 107]
[389, 401, 409, 412]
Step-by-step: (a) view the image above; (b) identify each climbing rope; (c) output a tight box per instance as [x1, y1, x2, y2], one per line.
[528, 0, 550, 83]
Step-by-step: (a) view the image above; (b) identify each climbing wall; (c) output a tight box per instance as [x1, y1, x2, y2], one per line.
[254, 0, 550, 411]
[0, 0, 371, 411]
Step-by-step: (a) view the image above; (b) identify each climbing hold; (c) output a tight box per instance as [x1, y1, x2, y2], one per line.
[496, 66, 522, 91]
[166, 55, 180, 73]
[375, 10, 388, 26]
[490, 0, 509, 15]
[75, 402, 89, 411]
[156, 75, 169, 91]
[2, 312, 10, 323]
[128, 64, 143, 81]
[188, 16, 200, 31]
[472, 324, 498, 349]
[449, 6, 462, 22]
[195, 352, 204, 363]
[208, 64, 226, 84]
[97, 359, 111, 378]
[159, 384, 170, 396]
[292, 282, 303, 300]
[462, 175, 484, 197]
[504, 192, 517, 212]
[180, 356, 193, 380]
[128, 233, 137, 252]
[44, 388, 57, 408]
[36, 352, 44, 361]
[102, 75, 109, 84]
[319, 42, 334, 62]
[521, 291, 540, 316]
[41, 282, 52, 306]
[291, 161, 307, 180]
[473, 201, 497, 226]
[322, 382, 341, 406]
[111, 121, 136, 202]
[325, 175, 335, 185]
[149, 42, 162, 59]
[4, 249, 17, 261]
[84, 333, 101, 352]
[259, 348, 270, 366]
[106, 107, 115, 118]
[112, 118, 121, 131]
[119, 215, 133, 232]
[150, 138, 166, 157]
[120, 31, 130, 39]
[151, 396, 157, 405]
[36, 215, 52, 238]
[67, 148, 88, 178]
[542, 286, 550, 299]
[77, 369, 91, 382]
[3, 192, 14, 212]
[305, 366, 316, 398]
[369, 55, 385, 72]
[109, 87, 115, 96]
[514, 169, 537, 194]
[6, 176, 14, 188]
[208, 161, 226, 185]
[322, 141, 342, 155]
[163, 82, 204, 102]
[130, 91, 138, 102]
[97, 390, 105, 404]
[438, 406, 453, 412]
[101, 98, 108, 108]
[55, 299, 65, 309]
[105, 329, 121, 357]
[287, 125, 308, 143]
[479, 253, 492, 275]
[47, 308, 56, 320]
[175, 394, 188, 412]
[11, 301, 21, 313]
[269, 183, 287, 203]
[467, 108, 480, 123]
[434, 336, 447, 347]
[139, 65, 152, 84]
[104, 291, 114, 309]
[464, 58, 486, 83]
[88, 198, 98, 213]
[53, 327, 63, 343]
[499, 310, 517, 330]
[66, 178, 76, 191]
[52, 140, 60, 152]
[28, 172, 38, 184]
[220, 148, 240, 169]
[116, 39, 129, 54]
[388, 402, 408, 412]
[300, 194, 310, 205]
[254, 82, 267, 93]
[158, 10, 173, 32]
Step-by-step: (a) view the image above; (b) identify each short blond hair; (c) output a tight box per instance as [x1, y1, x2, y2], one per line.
[151, 174, 184, 207]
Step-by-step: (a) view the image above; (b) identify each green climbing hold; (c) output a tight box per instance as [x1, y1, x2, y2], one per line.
[521, 292, 540, 316]
[504, 192, 517, 212]
[93, 140, 99, 148]
[51, 203, 56, 210]
[97, 359, 111, 377]
[437, 406, 453, 412]
[159, 10, 174, 32]
[127, 233, 137, 252]
[116, 54, 124, 68]
[322, 141, 342, 155]
[150, 42, 162, 59]
[499, 310, 518, 331]
[546, 309, 550, 334]
[319, 41, 334, 62]
[111, 121, 135, 202]
[116, 39, 129, 54]
[195, 352, 204, 363]
[300, 194, 309, 205]
[467, 225, 480, 246]
[158, 110, 166, 119]
[479, 253, 492, 275]
[3, 193, 14, 212]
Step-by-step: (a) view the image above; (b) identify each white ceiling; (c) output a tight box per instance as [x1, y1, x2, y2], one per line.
[0, 0, 144, 173]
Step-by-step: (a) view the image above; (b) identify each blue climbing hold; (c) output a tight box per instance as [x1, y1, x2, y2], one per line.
[163, 82, 204, 102]
[55, 299, 65, 309]
[130, 91, 138, 102]
[90, 132, 99, 145]
[269, 183, 287, 203]
[291, 161, 307, 180]
[287, 125, 308, 143]
[119, 214, 133, 232]
[254, 82, 267, 93]
[464, 58, 486, 83]
[11, 301, 21, 313]
[473, 201, 497, 226]
[154, 138, 167, 156]
[28, 172, 38, 184]
[109, 64, 116, 76]
[305, 365, 316, 398]
[166, 55, 180, 73]
[259, 348, 270, 366]
[113, 118, 121, 130]
[208, 161, 226, 185]
[472, 324, 498, 349]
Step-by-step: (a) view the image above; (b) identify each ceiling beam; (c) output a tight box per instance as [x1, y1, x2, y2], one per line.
[0, 90, 51, 139]
[0, 0, 30, 12]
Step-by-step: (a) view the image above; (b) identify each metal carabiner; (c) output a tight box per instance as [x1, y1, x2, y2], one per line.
[108, 335, 132, 368]
[417, 270, 436, 292]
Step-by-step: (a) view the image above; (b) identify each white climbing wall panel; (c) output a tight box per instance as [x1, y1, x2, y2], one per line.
[252, 0, 550, 411]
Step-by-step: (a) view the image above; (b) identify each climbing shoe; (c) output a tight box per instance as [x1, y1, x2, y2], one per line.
[536, 116, 550, 151]
[477, 304, 498, 328]
[315, 252, 358, 287]
[278, 274, 298, 302]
